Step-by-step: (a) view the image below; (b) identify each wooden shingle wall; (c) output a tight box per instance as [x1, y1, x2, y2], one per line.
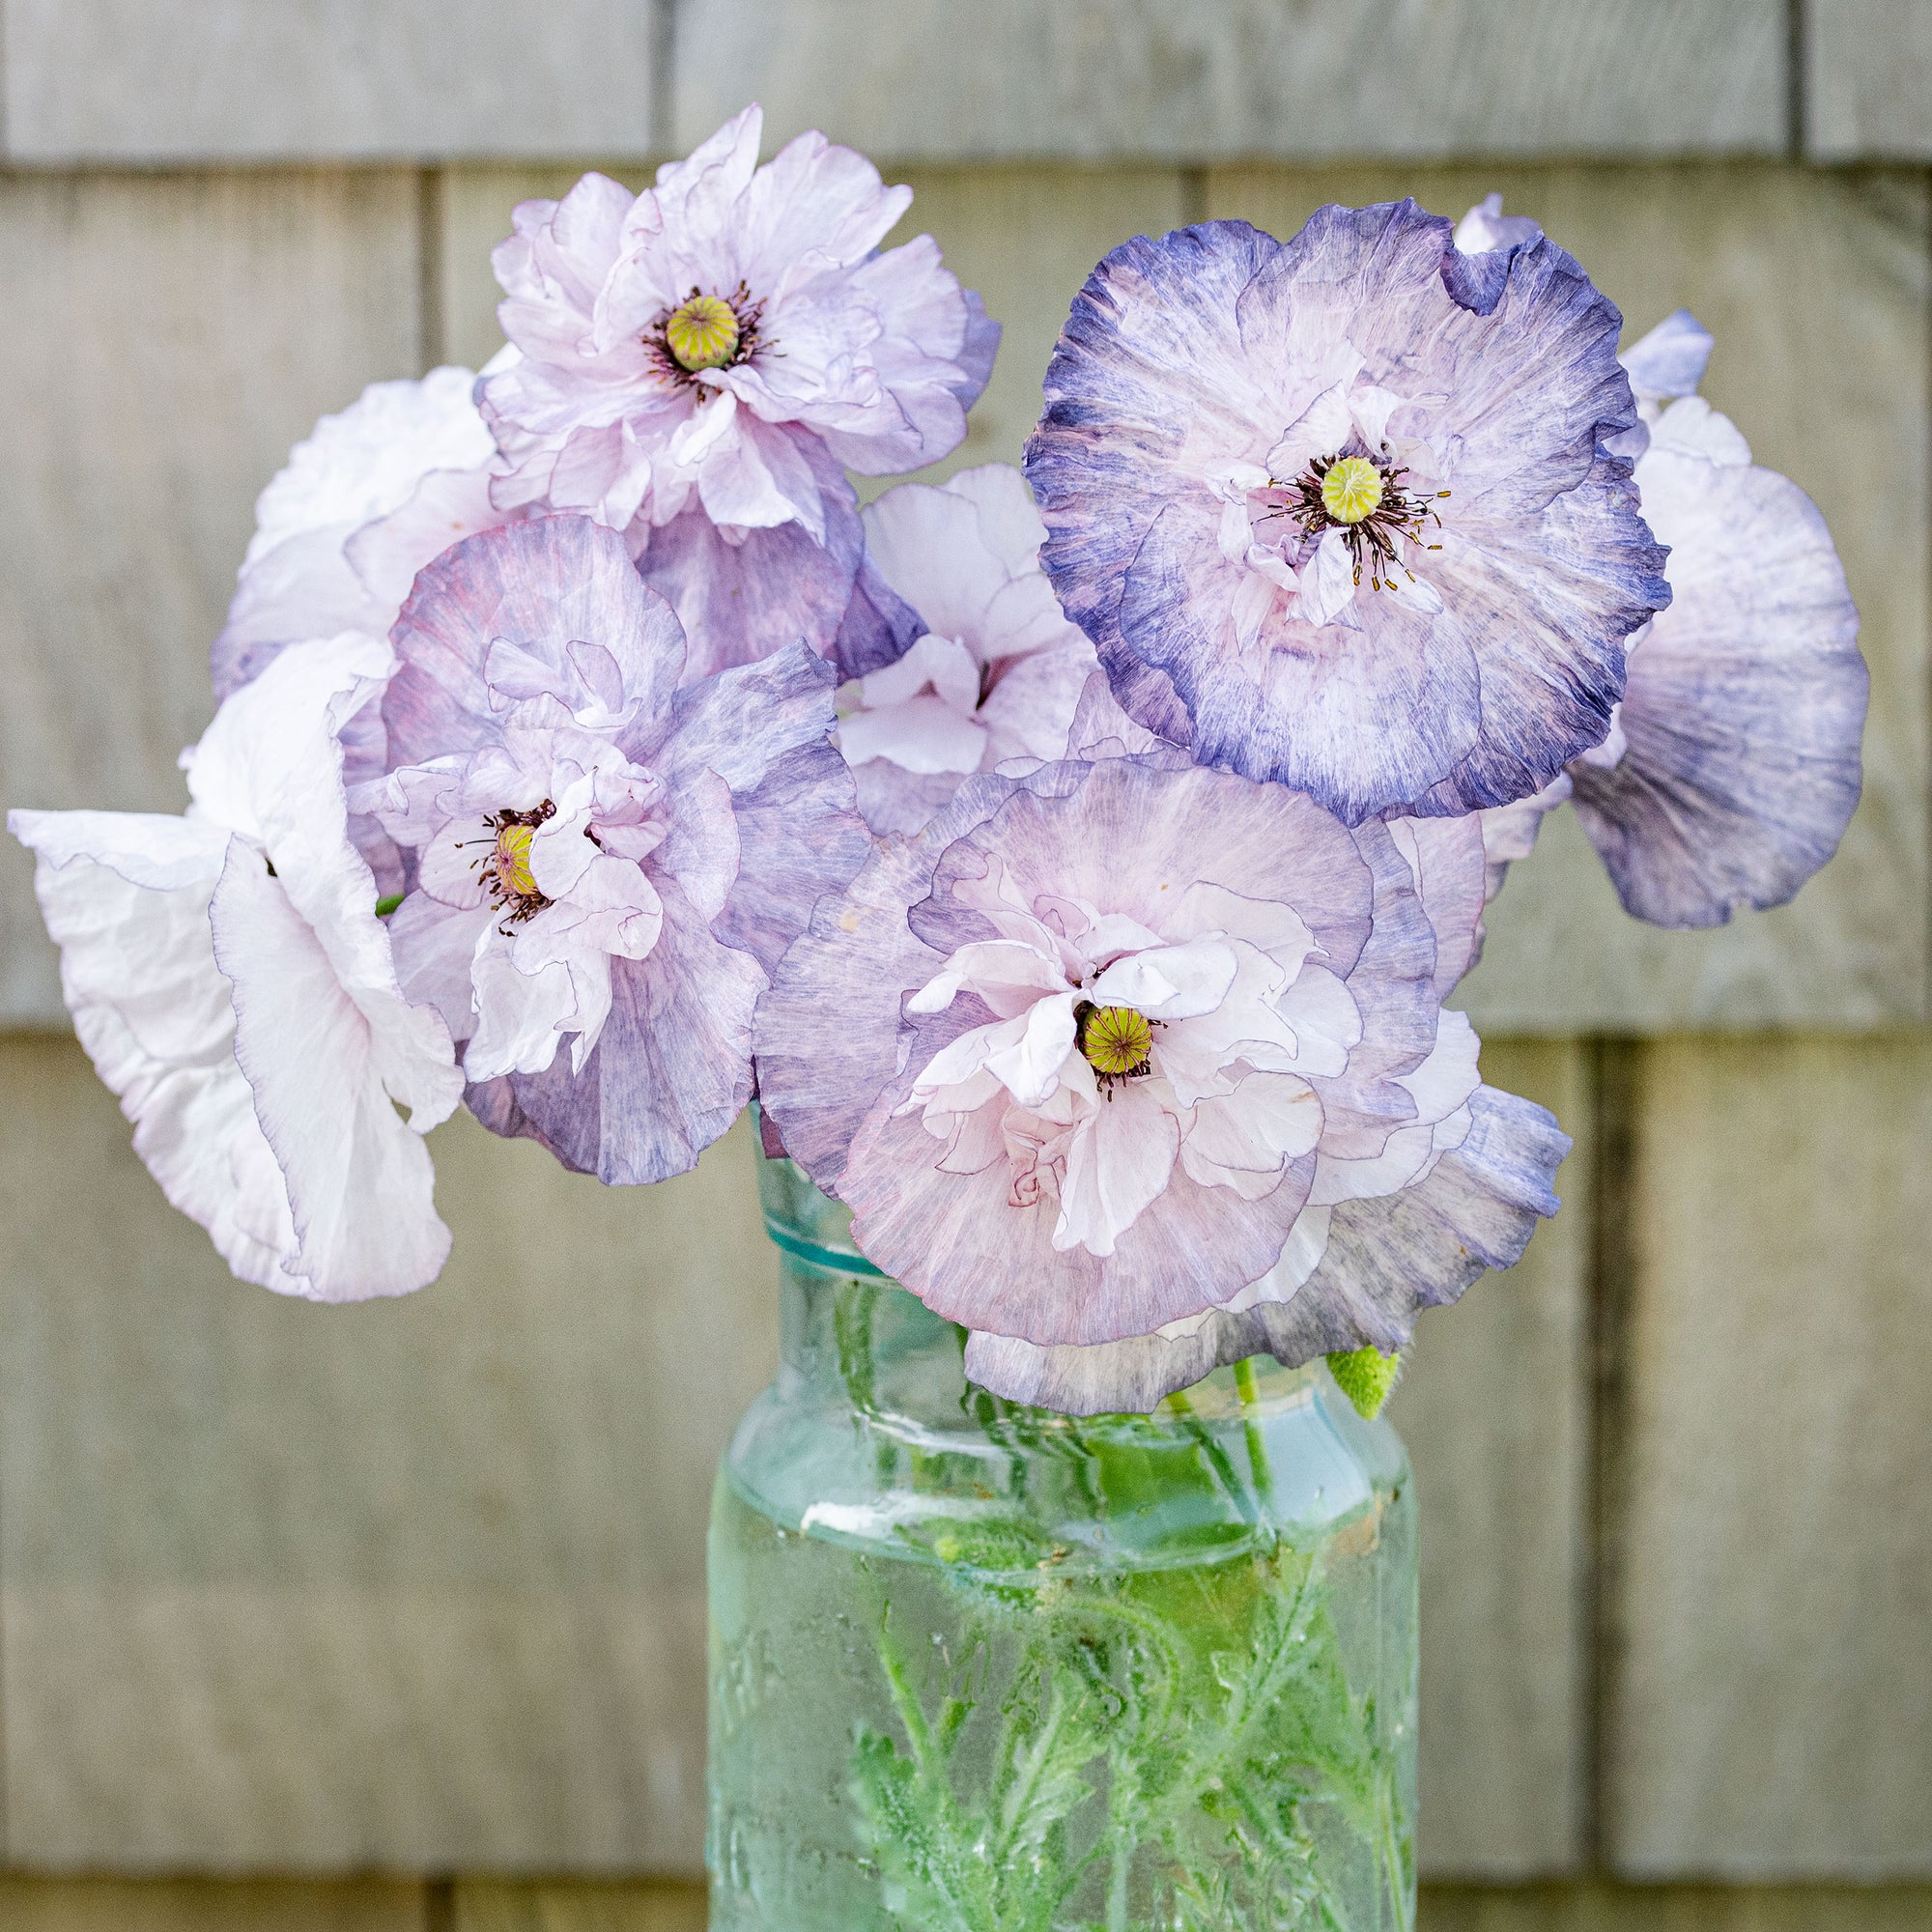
[0, 5, 1927, 1926]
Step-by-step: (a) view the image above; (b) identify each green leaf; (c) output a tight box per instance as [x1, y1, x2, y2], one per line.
[1326, 1346, 1404, 1419]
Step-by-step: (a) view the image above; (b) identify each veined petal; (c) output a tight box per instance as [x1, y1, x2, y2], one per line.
[1056, 1086, 1179, 1257]
[210, 846, 451, 1301]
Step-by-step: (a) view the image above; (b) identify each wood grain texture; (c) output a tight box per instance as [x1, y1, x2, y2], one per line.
[0, 1879, 425, 1929]
[1610, 1036, 1932, 1874]
[1419, 1882, 1932, 1929]
[0, 171, 421, 1027]
[1806, 2, 1932, 158]
[453, 1880, 706, 1930]
[672, 0, 1785, 162]
[1391, 1040, 1593, 1878]
[1208, 163, 1929, 1033]
[0, 1038, 775, 1869]
[3, 0, 654, 162]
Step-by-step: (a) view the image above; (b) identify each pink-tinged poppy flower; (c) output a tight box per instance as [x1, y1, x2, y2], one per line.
[1457, 203, 1867, 928]
[1025, 205, 1670, 825]
[10, 637, 463, 1301]
[213, 368, 506, 701]
[477, 105, 998, 677]
[362, 515, 868, 1185]
[837, 465, 1097, 833]
[755, 756, 1567, 1409]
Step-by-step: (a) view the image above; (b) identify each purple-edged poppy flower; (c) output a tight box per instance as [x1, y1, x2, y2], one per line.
[1024, 204, 1671, 825]
[213, 368, 506, 702]
[360, 515, 868, 1185]
[755, 755, 1567, 1407]
[837, 465, 1097, 833]
[10, 637, 463, 1301]
[1458, 202, 1867, 928]
[477, 105, 998, 677]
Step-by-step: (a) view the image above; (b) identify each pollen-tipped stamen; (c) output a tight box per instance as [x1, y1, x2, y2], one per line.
[1272, 443, 1449, 592]
[460, 801, 557, 928]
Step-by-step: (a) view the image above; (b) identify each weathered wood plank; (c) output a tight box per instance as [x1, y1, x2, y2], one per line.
[1807, 2, 1932, 159]
[1611, 1035, 1932, 1873]
[673, 1, 1784, 162]
[1393, 1039, 1593, 1877]
[877, 167, 1189, 495]
[453, 1880, 706, 1930]
[1420, 1881, 1932, 1928]
[0, 1878, 425, 1930]
[3, 1, 654, 162]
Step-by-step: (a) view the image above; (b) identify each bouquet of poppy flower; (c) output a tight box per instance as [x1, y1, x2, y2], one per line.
[10, 118, 1865, 1419]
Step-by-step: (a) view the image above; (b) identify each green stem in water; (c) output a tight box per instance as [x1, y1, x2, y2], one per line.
[1164, 1387, 1258, 1529]
[1107, 1831, 1130, 1932]
[1234, 1356, 1275, 1510]
[1377, 1761, 1412, 1930]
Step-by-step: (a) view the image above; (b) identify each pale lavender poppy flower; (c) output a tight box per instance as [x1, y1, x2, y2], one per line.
[362, 515, 868, 1185]
[477, 105, 998, 677]
[837, 465, 1097, 833]
[755, 755, 1565, 1407]
[961, 807, 1565, 1412]
[1025, 204, 1670, 825]
[10, 637, 463, 1301]
[1458, 202, 1866, 928]
[213, 368, 506, 701]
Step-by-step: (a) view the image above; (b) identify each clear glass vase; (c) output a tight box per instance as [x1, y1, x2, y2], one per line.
[707, 1148, 1418, 1931]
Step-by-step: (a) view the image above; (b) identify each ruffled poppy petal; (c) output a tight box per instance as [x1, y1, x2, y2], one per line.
[1569, 447, 1866, 927]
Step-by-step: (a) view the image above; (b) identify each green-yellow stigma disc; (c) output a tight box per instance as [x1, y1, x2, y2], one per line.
[664, 294, 741, 372]
[1081, 1005, 1154, 1078]
[495, 821, 539, 898]
[1320, 455, 1385, 526]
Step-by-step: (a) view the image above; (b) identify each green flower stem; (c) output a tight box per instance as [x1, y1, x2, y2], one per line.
[1108, 1833, 1131, 1932]
[1377, 1761, 1413, 1930]
[1158, 1387, 1262, 1531]
[1234, 1356, 1275, 1510]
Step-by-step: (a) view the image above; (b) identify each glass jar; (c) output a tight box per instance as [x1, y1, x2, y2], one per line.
[707, 1148, 1418, 1931]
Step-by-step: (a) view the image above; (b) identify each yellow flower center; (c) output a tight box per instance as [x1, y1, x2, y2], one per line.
[495, 820, 539, 899]
[664, 294, 741, 373]
[1320, 455, 1385, 525]
[1079, 1005, 1154, 1080]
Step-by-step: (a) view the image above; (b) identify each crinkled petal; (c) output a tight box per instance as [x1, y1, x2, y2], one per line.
[655, 640, 868, 978]
[8, 809, 295, 1286]
[215, 368, 502, 700]
[1622, 307, 1715, 404]
[639, 439, 867, 677]
[965, 1083, 1565, 1410]
[467, 878, 766, 1184]
[210, 845, 451, 1300]
[1570, 448, 1866, 926]
[189, 638, 464, 1128]
[385, 517, 689, 765]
